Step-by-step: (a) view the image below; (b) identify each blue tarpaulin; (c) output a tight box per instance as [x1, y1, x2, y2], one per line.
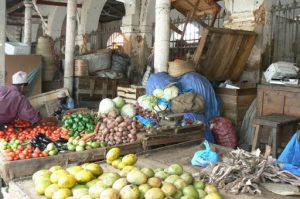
[146, 72, 220, 143]
[278, 132, 300, 176]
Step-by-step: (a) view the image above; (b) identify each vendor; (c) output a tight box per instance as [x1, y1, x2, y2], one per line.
[53, 91, 74, 120]
[0, 71, 42, 125]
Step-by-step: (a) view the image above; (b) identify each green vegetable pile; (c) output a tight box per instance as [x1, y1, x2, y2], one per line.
[63, 113, 96, 137]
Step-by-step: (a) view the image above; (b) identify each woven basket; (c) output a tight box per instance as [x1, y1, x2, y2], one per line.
[168, 59, 195, 77]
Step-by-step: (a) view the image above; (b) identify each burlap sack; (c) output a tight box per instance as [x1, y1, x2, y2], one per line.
[171, 93, 205, 113]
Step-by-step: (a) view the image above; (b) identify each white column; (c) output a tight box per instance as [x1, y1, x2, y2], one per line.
[64, 0, 77, 95]
[23, 0, 32, 50]
[154, 0, 171, 73]
[0, 0, 6, 85]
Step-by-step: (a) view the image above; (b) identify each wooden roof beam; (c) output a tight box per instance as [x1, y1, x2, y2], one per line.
[36, 0, 82, 8]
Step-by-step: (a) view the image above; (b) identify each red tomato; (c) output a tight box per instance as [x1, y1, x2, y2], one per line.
[17, 145, 24, 151]
[34, 148, 42, 154]
[42, 151, 48, 157]
[31, 153, 39, 158]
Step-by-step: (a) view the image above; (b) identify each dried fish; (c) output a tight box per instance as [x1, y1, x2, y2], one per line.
[197, 148, 300, 196]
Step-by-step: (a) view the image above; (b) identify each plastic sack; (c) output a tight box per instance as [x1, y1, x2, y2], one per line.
[191, 140, 219, 167]
[111, 51, 130, 75]
[278, 132, 300, 166]
[146, 72, 176, 94]
[179, 72, 220, 121]
[210, 117, 237, 148]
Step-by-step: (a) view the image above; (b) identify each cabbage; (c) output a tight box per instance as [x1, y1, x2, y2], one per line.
[163, 86, 179, 101]
[153, 89, 164, 98]
[113, 97, 126, 109]
[120, 104, 136, 118]
[137, 95, 158, 111]
[98, 98, 116, 116]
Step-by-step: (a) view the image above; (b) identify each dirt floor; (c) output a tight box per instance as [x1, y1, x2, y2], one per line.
[8, 142, 300, 199]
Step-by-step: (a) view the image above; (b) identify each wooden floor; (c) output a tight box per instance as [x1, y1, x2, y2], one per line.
[8, 141, 298, 199]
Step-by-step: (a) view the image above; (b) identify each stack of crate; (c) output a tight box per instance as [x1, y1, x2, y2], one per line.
[117, 85, 145, 104]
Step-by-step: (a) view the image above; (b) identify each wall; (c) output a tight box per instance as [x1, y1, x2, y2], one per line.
[223, 0, 274, 83]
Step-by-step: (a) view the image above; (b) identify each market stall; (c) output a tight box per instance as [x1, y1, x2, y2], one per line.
[7, 141, 299, 199]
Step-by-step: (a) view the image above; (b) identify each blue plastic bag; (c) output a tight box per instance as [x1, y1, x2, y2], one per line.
[278, 132, 300, 166]
[191, 140, 219, 167]
[277, 132, 300, 176]
[135, 115, 158, 128]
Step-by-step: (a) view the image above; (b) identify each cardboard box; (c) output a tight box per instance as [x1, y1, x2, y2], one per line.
[5, 55, 42, 96]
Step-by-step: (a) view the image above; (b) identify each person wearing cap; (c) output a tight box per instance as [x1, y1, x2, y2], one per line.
[0, 71, 41, 124]
[53, 91, 74, 120]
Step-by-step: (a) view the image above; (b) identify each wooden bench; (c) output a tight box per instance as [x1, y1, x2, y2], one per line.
[251, 114, 300, 158]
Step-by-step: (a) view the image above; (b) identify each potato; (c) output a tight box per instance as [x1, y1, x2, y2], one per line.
[128, 133, 136, 139]
[116, 132, 122, 137]
[110, 129, 115, 134]
[130, 139, 136, 143]
[119, 122, 127, 128]
[127, 125, 132, 130]
[103, 117, 108, 123]
[116, 116, 123, 123]
[102, 128, 109, 135]
[130, 129, 137, 135]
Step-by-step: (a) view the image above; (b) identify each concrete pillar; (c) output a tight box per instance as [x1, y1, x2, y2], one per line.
[0, 0, 6, 85]
[64, 0, 77, 95]
[23, 0, 32, 51]
[154, 0, 171, 73]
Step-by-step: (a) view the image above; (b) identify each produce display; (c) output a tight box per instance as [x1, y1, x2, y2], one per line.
[33, 147, 222, 199]
[97, 112, 144, 146]
[0, 124, 70, 161]
[66, 137, 107, 152]
[63, 113, 96, 137]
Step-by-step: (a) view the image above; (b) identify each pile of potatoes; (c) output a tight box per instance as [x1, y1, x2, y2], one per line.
[98, 112, 144, 146]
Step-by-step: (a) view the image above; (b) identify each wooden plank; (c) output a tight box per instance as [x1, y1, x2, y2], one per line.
[142, 131, 203, 150]
[106, 142, 143, 156]
[193, 26, 257, 81]
[0, 148, 106, 183]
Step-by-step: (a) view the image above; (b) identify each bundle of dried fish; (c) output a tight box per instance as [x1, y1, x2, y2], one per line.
[197, 148, 300, 196]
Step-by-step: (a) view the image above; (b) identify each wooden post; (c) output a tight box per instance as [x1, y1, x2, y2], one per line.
[0, 0, 5, 86]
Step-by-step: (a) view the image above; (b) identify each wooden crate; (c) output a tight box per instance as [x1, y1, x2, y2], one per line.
[0, 147, 106, 183]
[216, 86, 257, 132]
[257, 84, 300, 117]
[142, 123, 205, 150]
[193, 27, 257, 81]
[117, 85, 145, 104]
[106, 142, 143, 156]
[28, 88, 69, 117]
[74, 76, 129, 108]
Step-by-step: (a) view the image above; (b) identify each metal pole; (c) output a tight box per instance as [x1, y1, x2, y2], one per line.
[64, 0, 77, 95]
[154, 0, 171, 73]
[24, 0, 32, 52]
[0, 0, 6, 86]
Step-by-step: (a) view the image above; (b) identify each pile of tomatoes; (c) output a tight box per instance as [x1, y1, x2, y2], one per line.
[4, 145, 48, 161]
[11, 119, 32, 128]
[0, 125, 70, 142]
[0, 123, 70, 161]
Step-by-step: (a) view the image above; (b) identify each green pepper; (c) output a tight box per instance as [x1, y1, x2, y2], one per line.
[68, 130, 75, 136]
[72, 123, 78, 130]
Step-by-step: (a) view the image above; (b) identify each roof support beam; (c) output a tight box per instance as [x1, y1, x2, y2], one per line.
[36, 0, 82, 8]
